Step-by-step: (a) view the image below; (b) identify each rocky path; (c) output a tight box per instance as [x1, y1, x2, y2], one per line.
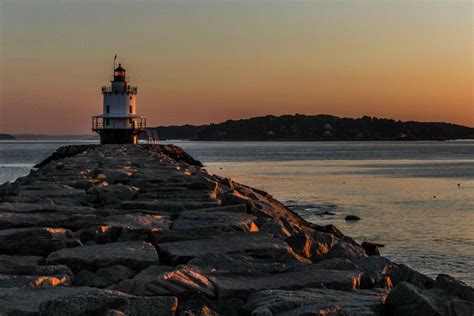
[0, 144, 472, 315]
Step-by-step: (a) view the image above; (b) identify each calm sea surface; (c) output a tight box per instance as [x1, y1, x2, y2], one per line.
[1, 140, 473, 285]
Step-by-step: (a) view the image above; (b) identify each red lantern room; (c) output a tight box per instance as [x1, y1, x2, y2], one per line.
[114, 64, 126, 82]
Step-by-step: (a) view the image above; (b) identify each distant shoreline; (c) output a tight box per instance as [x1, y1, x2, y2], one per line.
[4, 114, 474, 142]
[146, 114, 474, 142]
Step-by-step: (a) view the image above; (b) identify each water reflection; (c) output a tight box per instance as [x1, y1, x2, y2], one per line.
[204, 159, 474, 285]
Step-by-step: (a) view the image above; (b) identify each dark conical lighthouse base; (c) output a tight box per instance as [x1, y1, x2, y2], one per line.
[98, 130, 139, 144]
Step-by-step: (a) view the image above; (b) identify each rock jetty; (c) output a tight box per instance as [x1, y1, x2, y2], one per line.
[0, 144, 472, 315]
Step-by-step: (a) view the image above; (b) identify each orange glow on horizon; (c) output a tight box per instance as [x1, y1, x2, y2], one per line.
[0, 0, 472, 134]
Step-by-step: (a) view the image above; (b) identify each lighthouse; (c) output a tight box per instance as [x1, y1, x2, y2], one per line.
[92, 62, 146, 144]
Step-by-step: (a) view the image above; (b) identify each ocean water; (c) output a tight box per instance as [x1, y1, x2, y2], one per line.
[1, 140, 473, 285]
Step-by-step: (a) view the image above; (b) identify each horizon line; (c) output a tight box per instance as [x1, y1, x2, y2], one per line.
[2, 113, 474, 136]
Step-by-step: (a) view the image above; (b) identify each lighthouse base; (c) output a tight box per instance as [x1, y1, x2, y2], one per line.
[97, 130, 139, 145]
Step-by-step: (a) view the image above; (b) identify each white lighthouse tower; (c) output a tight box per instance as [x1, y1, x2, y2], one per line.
[92, 62, 146, 144]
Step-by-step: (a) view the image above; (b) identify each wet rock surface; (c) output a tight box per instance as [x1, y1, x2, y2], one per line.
[0, 144, 471, 315]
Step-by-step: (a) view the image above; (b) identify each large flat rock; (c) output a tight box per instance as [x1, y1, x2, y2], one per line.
[109, 265, 175, 295]
[434, 274, 474, 302]
[187, 253, 305, 274]
[0, 287, 177, 316]
[386, 281, 474, 316]
[98, 213, 171, 242]
[0, 254, 72, 276]
[46, 241, 159, 272]
[111, 266, 216, 298]
[0, 212, 104, 230]
[88, 184, 139, 204]
[209, 268, 366, 300]
[42, 294, 178, 316]
[73, 265, 137, 288]
[171, 210, 258, 232]
[0, 287, 104, 315]
[286, 226, 367, 262]
[0, 273, 71, 288]
[157, 233, 298, 265]
[18, 188, 86, 198]
[179, 204, 248, 214]
[0, 203, 97, 214]
[105, 214, 171, 232]
[0, 227, 70, 256]
[242, 288, 388, 315]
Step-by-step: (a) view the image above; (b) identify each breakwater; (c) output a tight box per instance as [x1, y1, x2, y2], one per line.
[0, 144, 472, 315]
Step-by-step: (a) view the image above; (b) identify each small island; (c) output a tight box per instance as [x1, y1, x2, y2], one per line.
[0, 144, 472, 315]
[146, 114, 474, 141]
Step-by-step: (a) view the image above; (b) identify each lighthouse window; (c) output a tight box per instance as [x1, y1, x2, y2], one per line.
[129, 97, 132, 100]
[129, 106, 132, 113]
[106, 106, 110, 113]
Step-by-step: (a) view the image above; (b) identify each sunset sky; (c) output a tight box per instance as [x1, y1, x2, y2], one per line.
[0, 0, 472, 134]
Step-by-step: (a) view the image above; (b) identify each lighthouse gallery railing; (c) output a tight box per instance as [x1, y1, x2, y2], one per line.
[101, 86, 138, 94]
[92, 117, 146, 130]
